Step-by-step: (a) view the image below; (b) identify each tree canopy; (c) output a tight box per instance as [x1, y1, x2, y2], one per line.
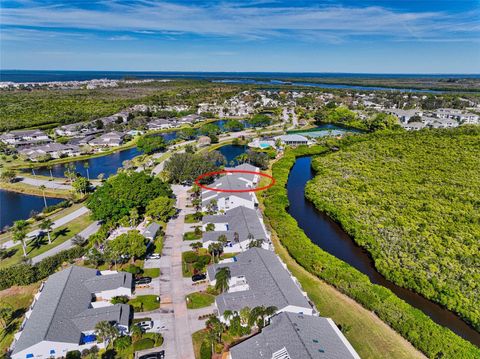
[137, 135, 167, 154]
[86, 171, 171, 222]
[146, 196, 176, 222]
[164, 151, 226, 183]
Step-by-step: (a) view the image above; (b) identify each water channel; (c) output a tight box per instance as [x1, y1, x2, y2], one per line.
[286, 156, 480, 346]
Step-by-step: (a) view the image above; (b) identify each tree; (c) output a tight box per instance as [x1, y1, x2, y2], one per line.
[12, 220, 28, 257]
[72, 176, 90, 195]
[71, 234, 87, 247]
[217, 234, 228, 247]
[0, 305, 13, 329]
[94, 321, 119, 348]
[224, 119, 245, 132]
[164, 152, 225, 184]
[107, 230, 147, 263]
[129, 208, 139, 227]
[83, 162, 90, 180]
[178, 127, 197, 140]
[190, 241, 203, 253]
[146, 196, 176, 222]
[248, 114, 271, 127]
[0, 169, 16, 183]
[64, 163, 76, 182]
[199, 123, 221, 136]
[214, 267, 231, 293]
[39, 185, 47, 209]
[205, 223, 215, 232]
[208, 242, 223, 262]
[248, 239, 264, 248]
[40, 218, 54, 244]
[137, 135, 167, 154]
[86, 172, 171, 222]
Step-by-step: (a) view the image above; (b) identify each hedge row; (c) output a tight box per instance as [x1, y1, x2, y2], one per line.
[263, 145, 480, 358]
[0, 246, 85, 290]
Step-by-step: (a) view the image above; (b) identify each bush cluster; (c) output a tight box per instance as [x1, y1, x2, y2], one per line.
[0, 246, 85, 290]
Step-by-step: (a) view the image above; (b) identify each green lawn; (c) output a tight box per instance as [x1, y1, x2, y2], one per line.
[0, 213, 92, 268]
[186, 292, 215, 309]
[143, 268, 160, 278]
[185, 213, 202, 223]
[0, 284, 39, 356]
[183, 230, 202, 241]
[192, 330, 209, 359]
[128, 295, 160, 312]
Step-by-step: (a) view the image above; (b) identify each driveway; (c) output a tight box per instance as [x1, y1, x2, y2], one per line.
[19, 176, 72, 190]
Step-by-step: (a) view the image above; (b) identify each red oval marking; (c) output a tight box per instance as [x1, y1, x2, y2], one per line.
[194, 169, 275, 193]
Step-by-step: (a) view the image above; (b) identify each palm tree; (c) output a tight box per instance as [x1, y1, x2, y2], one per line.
[214, 267, 231, 293]
[94, 321, 119, 348]
[39, 185, 47, 209]
[233, 232, 240, 243]
[0, 305, 13, 329]
[239, 306, 251, 326]
[217, 234, 228, 247]
[40, 219, 53, 244]
[83, 162, 90, 180]
[13, 226, 28, 257]
[47, 165, 53, 180]
[223, 310, 234, 322]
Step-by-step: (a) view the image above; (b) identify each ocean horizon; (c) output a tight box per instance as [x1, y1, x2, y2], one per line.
[1, 69, 479, 83]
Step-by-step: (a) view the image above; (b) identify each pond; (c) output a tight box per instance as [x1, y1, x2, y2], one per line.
[0, 189, 63, 229]
[286, 156, 480, 346]
[216, 144, 249, 166]
[29, 147, 143, 179]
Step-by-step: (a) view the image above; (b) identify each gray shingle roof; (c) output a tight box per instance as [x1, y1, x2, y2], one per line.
[230, 312, 360, 359]
[202, 206, 267, 244]
[201, 164, 259, 206]
[13, 266, 132, 355]
[143, 222, 161, 239]
[207, 248, 311, 315]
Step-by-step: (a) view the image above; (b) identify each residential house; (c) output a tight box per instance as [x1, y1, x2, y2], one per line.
[201, 164, 260, 213]
[430, 118, 459, 129]
[274, 134, 309, 146]
[147, 118, 178, 130]
[88, 131, 125, 147]
[11, 266, 132, 359]
[55, 124, 83, 137]
[401, 122, 425, 131]
[385, 109, 422, 123]
[0, 130, 51, 147]
[207, 248, 315, 321]
[178, 114, 202, 124]
[18, 143, 81, 161]
[142, 222, 161, 242]
[228, 312, 360, 359]
[202, 206, 270, 253]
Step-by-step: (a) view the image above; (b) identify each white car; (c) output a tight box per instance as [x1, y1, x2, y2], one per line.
[147, 253, 161, 260]
[147, 320, 167, 333]
[135, 320, 153, 332]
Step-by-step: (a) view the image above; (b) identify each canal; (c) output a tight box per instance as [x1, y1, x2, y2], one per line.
[286, 156, 480, 346]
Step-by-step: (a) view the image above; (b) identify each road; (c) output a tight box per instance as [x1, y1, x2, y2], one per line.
[31, 221, 101, 264]
[19, 176, 72, 190]
[164, 185, 195, 359]
[2, 206, 89, 249]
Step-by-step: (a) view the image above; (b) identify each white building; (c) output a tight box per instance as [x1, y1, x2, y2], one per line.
[201, 206, 270, 253]
[0, 130, 51, 146]
[201, 164, 260, 213]
[207, 248, 315, 323]
[11, 266, 133, 359]
[274, 134, 309, 146]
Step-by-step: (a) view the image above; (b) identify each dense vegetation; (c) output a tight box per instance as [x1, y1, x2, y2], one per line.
[305, 127, 480, 329]
[0, 246, 85, 290]
[164, 151, 226, 183]
[136, 135, 167, 154]
[263, 144, 480, 358]
[86, 171, 171, 222]
[0, 80, 242, 131]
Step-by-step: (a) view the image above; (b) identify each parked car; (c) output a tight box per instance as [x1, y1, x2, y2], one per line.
[135, 320, 153, 332]
[135, 277, 152, 285]
[147, 253, 161, 260]
[139, 351, 165, 359]
[191, 273, 206, 282]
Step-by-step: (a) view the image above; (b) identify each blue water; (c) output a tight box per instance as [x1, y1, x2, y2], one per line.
[0, 189, 63, 228]
[217, 144, 249, 166]
[1, 70, 478, 83]
[29, 147, 142, 179]
[2, 70, 477, 93]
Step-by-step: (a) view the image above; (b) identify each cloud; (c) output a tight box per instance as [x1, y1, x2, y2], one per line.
[1, 0, 479, 44]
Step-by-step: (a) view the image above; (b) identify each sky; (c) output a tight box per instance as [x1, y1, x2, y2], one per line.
[1, 0, 479, 73]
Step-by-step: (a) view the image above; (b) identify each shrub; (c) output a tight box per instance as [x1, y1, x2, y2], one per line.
[199, 340, 212, 359]
[183, 251, 199, 264]
[0, 246, 85, 290]
[125, 264, 142, 275]
[133, 338, 155, 351]
[66, 351, 81, 359]
[113, 335, 132, 350]
[111, 296, 129, 304]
